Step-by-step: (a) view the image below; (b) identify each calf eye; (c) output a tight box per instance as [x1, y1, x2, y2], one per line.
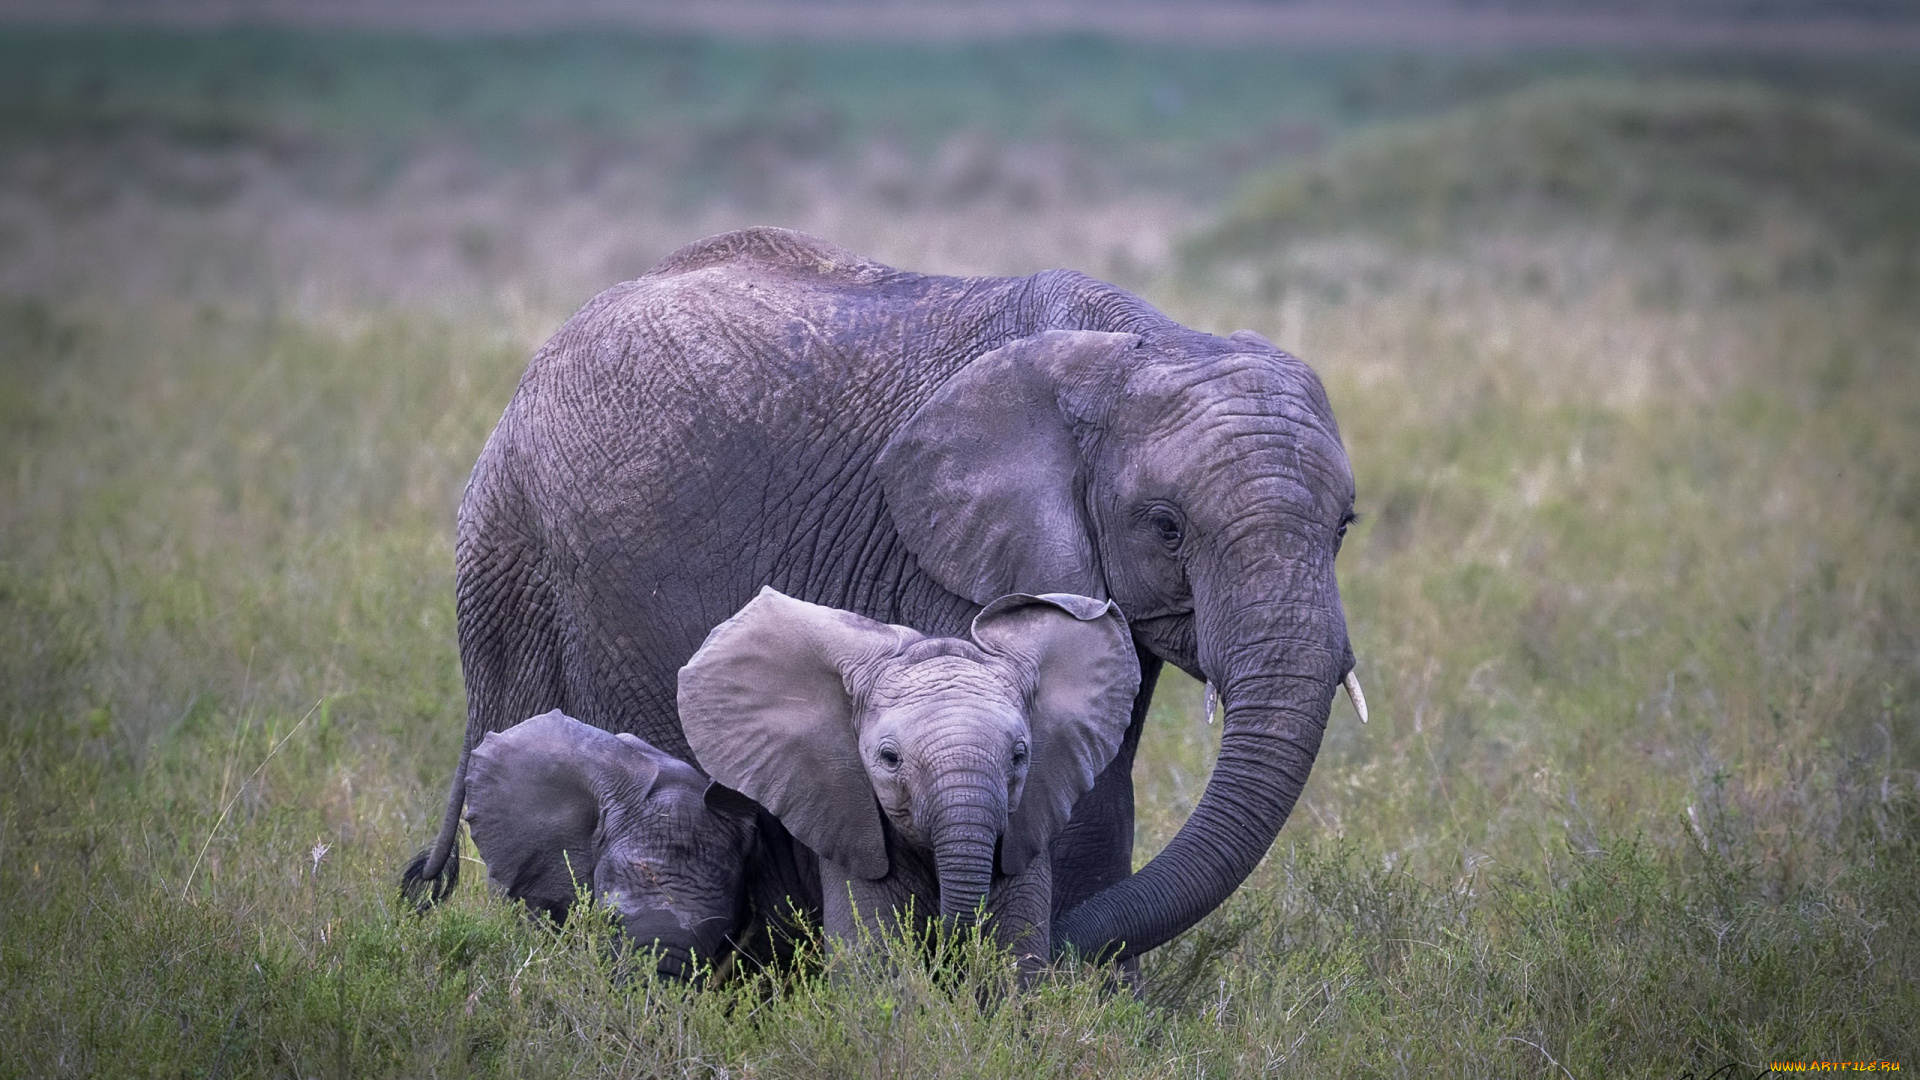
[1011, 739, 1029, 766]
[878, 744, 902, 771]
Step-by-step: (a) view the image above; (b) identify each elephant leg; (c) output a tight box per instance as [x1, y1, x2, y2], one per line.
[1048, 654, 1160, 914]
[820, 861, 922, 953]
[1048, 655, 1160, 932]
[985, 859, 1051, 983]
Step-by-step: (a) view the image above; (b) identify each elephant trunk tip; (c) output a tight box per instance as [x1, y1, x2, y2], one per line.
[940, 908, 981, 932]
[937, 876, 992, 924]
[932, 836, 996, 927]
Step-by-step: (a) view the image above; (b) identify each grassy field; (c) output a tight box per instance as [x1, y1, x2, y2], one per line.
[2, 31, 1917, 1077]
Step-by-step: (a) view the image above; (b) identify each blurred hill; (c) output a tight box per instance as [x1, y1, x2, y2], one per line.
[4, 27, 1919, 316]
[4, 0, 1920, 50]
[1191, 81, 1920, 258]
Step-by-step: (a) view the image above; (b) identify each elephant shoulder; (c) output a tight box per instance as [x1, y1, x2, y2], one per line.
[644, 227, 891, 285]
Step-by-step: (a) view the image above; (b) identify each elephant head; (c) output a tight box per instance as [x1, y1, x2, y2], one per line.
[876, 327, 1361, 960]
[463, 710, 759, 979]
[677, 587, 1138, 925]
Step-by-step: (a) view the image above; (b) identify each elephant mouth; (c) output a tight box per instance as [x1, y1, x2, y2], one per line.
[620, 911, 709, 982]
[651, 941, 695, 981]
[1127, 610, 1202, 680]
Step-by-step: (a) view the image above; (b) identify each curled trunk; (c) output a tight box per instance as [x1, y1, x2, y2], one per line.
[1054, 563, 1346, 962]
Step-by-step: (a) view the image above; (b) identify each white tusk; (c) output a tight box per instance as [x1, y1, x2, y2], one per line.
[1202, 681, 1218, 726]
[1343, 670, 1369, 723]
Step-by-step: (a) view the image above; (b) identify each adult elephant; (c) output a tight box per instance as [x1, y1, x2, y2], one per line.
[404, 227, 1363, 963]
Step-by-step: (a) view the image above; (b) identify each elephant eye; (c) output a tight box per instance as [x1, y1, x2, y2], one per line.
[878, 744, 902, 771]
[1011, 740, 1029, 766]
[1146, 507, 1186, 551]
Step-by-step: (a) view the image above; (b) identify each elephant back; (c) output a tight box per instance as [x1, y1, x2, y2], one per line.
[645, 227, 892, 286]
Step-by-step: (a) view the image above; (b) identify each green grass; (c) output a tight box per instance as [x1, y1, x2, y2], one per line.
[2, 49, 1918, 1076]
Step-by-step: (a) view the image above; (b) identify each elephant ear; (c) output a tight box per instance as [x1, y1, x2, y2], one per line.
[876, 330, 1141, 606]
[970, 593, 1140, 875]
[678, 587, 910, 881]
[465, 710, 662, 919]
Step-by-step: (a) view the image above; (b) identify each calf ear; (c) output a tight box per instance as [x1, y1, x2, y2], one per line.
[876, 330, 1140, 606]
[678, 588, 910, 881]
[465, 711, 661, 919]
[970, 594, 1140, 875]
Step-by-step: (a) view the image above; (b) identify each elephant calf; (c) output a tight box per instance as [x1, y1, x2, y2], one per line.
[678, 587, 1140, 972]
[462, 710, 772, 980]
[467, 587, 1138, 979]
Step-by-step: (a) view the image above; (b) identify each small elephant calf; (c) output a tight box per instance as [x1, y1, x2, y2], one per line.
[679, 587, 1140, 971]
[462, 710, 773, 980]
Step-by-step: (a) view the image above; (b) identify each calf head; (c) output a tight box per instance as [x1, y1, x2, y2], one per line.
[677, 588, 1139, 924]
[464, 710, 758, 979]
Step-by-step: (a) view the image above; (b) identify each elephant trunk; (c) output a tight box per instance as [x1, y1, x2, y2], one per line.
[1054, 557, 1348, 962]
[617, 912, 706, 982]
[927, 767, 1007, 925]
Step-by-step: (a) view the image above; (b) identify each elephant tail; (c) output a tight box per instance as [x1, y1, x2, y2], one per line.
[401, 749, 470, 909]
[401, 434, 565, 912]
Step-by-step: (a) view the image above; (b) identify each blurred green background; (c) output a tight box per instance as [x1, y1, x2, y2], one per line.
[2, 10, 1916, 1077]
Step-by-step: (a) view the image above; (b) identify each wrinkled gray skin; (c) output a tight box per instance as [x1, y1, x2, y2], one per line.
[405, 227, 1357, 963]
[463, 711, 783, 979]
[678, 588, 1139, 972]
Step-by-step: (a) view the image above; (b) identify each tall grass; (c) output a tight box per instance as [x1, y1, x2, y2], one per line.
[2, 70, 1916, 1076]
